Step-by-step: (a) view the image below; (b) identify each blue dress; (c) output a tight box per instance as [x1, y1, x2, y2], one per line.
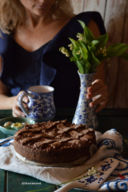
[0, 12, 106, 107]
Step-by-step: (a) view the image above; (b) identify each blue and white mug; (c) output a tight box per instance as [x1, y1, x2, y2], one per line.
[18, 85, 56, 122]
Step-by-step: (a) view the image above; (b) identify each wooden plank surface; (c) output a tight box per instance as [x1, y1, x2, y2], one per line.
[6, 171, 57, 192]
[83, 0, 106, 18]
[104, 0, 128, 107]
[71, 0, 84, 14]
[113, 0, 128, 108]
[0, 170, 5, 192]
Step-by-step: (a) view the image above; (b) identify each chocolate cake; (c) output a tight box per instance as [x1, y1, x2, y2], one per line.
[13, 120, 96, 166]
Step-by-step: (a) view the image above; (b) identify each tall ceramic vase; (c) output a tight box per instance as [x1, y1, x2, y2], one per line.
[72, 72, 98, 129]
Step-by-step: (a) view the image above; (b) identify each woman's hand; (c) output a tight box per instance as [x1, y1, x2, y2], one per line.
[87, 79, 108, 112]
[12, 91, 28, 117]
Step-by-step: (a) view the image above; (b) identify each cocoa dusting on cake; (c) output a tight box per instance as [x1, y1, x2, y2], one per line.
[13, 120, 96, 166]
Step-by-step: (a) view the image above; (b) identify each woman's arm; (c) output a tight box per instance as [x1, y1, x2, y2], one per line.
[0, 56, 16, 109]
[0, 79, 26, 117]
[0, 57, 27, 116]
[0, 80, 17, 109]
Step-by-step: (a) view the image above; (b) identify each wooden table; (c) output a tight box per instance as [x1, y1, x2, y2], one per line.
[0, 108, 128, 192]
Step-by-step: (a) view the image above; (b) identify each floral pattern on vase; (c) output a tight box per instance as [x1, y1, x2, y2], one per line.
[72, 72, 98, 129]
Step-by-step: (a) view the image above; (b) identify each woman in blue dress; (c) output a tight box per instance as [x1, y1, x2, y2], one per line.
[0, 0, 108, 117]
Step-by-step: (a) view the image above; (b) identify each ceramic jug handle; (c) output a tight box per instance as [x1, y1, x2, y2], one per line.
[18, 91, 29, 116]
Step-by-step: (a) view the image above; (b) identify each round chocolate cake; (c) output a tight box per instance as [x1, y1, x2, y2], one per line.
[13, 120, 96, 166]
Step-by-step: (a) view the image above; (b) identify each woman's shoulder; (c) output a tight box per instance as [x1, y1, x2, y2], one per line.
[0, 31, 12, 55]
[43, 11, 105, 52]
[70, 11, 106, 34]
[0, 30, 10, 40]
[73, 11, 103, 21]
[55, 11, 105, 41]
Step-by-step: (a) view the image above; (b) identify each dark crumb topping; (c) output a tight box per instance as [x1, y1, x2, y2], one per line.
[14, 120, 96, 151]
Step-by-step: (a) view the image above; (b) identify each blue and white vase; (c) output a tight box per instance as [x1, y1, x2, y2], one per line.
[72, 72, 98, 129]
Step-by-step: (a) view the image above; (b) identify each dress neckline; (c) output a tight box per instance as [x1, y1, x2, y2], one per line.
[13, 38, 51, 55]
[11, 13, 82, 54]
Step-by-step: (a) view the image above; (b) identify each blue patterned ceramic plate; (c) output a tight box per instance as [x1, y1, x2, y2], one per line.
[0, 117, 35, 135]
